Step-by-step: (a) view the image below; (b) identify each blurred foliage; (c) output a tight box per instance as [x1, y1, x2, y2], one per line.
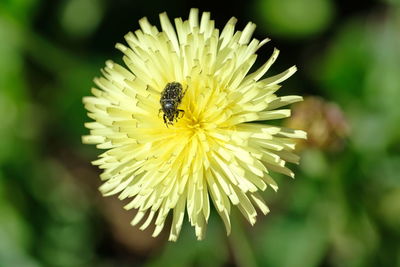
[1, 0, 400, 266]
[60, 0, 104, 39]
[254, 0, 335, 38]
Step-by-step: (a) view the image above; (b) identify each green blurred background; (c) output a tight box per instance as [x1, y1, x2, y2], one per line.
[1, 0, 400, 266]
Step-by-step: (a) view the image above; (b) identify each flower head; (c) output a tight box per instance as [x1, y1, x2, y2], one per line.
[285, 96, 349, 151]
[83, 9, 306, 241]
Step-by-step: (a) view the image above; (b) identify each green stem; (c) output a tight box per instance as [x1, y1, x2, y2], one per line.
[228, 211, 258, 267]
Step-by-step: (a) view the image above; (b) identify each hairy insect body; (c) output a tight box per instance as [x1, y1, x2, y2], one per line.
[159, 82, 186, 126]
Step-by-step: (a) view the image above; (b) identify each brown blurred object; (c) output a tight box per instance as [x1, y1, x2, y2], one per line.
[100, 196, 167, 254]
[57, 148, 165, 255]
[285, 96, 350, 151]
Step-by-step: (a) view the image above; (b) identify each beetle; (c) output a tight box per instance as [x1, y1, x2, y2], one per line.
[159, 82, 187, 126]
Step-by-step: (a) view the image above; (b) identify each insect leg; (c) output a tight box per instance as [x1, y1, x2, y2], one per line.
[177, 109, 185, 119]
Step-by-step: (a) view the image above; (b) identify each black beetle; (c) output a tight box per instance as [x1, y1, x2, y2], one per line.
[159, 82, 187, 126]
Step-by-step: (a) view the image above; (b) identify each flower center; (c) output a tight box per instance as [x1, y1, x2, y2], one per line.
[186, 116, 203, 130]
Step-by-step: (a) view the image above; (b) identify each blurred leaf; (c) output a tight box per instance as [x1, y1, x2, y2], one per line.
[0, 16, 35, 163]
[379, 187, 400, 231]
[300, 149, 328, 178]
[32, 160, 95, 267]
[0, 174, 38, 267]
[329, 210, 379, 267]
[0, 0, 38, 24]
[317, 10, 400, 154]
[255, 0, 334, 38]
[315, 19, 371, 103]
[60, 0, 104, 39]
[257, 212, 328, 267]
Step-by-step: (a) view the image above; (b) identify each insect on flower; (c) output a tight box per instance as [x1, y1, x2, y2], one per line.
[159, 82, 187, 126]
[82, 8, 307, 242]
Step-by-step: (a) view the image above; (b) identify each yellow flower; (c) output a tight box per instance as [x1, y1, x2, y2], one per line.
[83, 9, 306, 241]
